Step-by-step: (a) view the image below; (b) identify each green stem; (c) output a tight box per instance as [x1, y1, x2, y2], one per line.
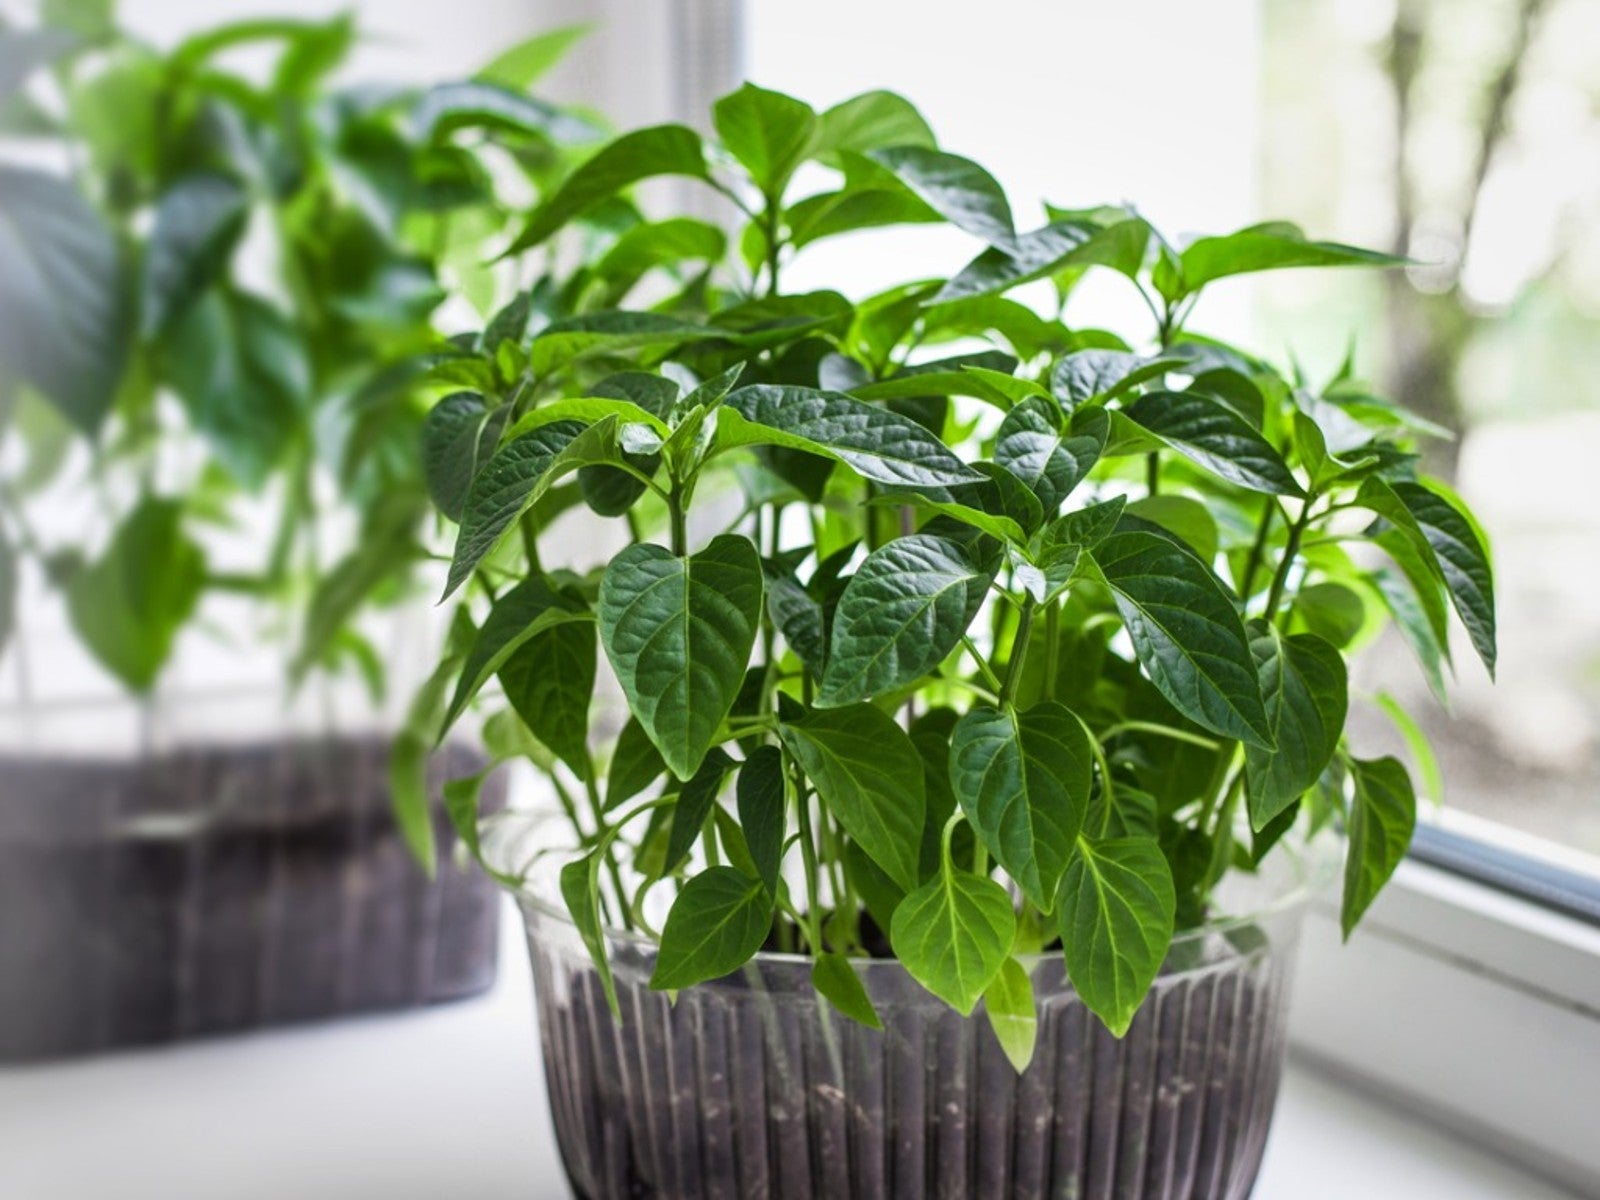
[998, 599, 1036, 709]
[1099, 721, 1220, 751]
[795, 780, 827, 956]
[1145, 451, 1160, 497]
[960, 636, 1004, 693]
[1263, 500, 1315, 622]
[668, 482, 688, 557]
[1043, 603, 1061, 702]
[519, 511, 543, 574]
[1239, 496, 1279, 600]
[583, 762, 635, 933]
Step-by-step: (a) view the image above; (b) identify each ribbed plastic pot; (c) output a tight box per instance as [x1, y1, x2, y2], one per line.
[516, 852, 1318, 1200]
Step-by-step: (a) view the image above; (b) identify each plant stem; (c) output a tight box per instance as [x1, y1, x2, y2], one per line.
[998, 599, 1036, 709]
[960, 636, 1004, 693]
[1099, 721, 1220, 751]
[519, 512, 542, 574]
[1043, 602, 1061, 702]
[668, 482, 687, 557]
[1263, 500, 1315, 622]
[1145, 452, 1160, 497]
[583, 766, 635, 933]
[794, 781, 827, 956]
[1239, 496, 1279, 600]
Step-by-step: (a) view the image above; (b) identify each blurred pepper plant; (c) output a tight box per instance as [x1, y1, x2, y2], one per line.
[0, 2, 598, 697]
[417, 83, 1498, 1052]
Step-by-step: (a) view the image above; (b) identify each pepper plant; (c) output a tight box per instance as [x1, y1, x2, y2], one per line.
[0, 4, 595, 701]
[420, 83, 1496, 1055]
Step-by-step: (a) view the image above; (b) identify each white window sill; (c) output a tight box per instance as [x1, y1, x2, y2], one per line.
[0, 902, 1582, 1200]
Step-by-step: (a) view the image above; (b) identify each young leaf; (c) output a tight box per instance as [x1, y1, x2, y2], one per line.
[663, 749, 734, 871]
[764, 564, 828, 678]
[1121, 391, 1303, 497]
[812, 952, 882, 1029]
[1050, 351, 1178, 410]
[949, 702, 1093, 911]
[720, 384, 982, 490]
[866, 146, 1015, 246]
[813, 90, 935, 158]
[561, 850, 620, 1018]
[890, 856, 1016, 1014]
[474, 23, 590, 90]
[443, 417, 617, 599]
[1057, 837, 1176, 1036]
[737, 745, 787, 897]
[499, 619, 596, 779]
[1244, 625, 1347, 830]
[935, 216, 1151, 303]
[1178, 225, 1402, 294]
[1341, 756, 1417, 938]
[713, 83, 817, 198]
[1357, 478, 1495, 677]
[528, 311, 718, 376]
[818, 534, 992, 706]
[651, 866, 773, 990]
[983, 957, 1038, 1072]
[606, 716, 667, 810]
[1040, 495, 1126, 552]
[1090, 531, 1272, 747]
[995, 396, 1106, 513]
[598, 535, 764, 780]
[779, 704, 927, 892]
[508, 124, 709, 253]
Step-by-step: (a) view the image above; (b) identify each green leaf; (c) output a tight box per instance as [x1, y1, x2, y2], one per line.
[443, 417, 618, 599]
[411, 80, 599, 144]
[442, 769, 492, 861]
[936, 217, 1151, 303]
[606, 716, 667, 810]
[141, 173, 249, 336]
[812, 952, 882, 1029]
[1091, 531, 1272, 747]
[1050, 350, 1178, 410]
[65, 498, 204, 693]
[1357, 479, 1495, 677]
[1372, 692, 1444, 807]
[390, 612, 476, 875]
[713, 83, 817, 197]
[1341, 756, 1417, 938]
[1293, 581, 1366, 649]
[786, 185, 941, 250]
[1122, 391, 1303, 497]
[995, 397, 1106, 513]
[652, 866, 772, 990]
[1123, 495, 1219, 564]
[561, 849, 620, 1018]
[1178, 224, 1403, 294]
[737, 745, 787, 897]
[421, 392, 509, 523]
[720, 384, 981, 489]
[1057, 837, 1176, 1036]
[475, 23, 590, 90]
[663, 748, 735, 871]
[164, 290, 309, 487]
[866, 146, 1014, 246]
[890, 856, 1016, 1014]
[950, 702, 1093, 911]
[508, 124, 708, 253]
[40, 0, 113, 40]
[983, 957, 1037, 1072]
[598, 535, 764, 780]
[593, 218, 726, 295]
[1041, 495, 1126, 552]
[818, 534, 992, 706]
[500, 619, 596, 778]
[813, 90, 935, 158]
[1244, 625, 1347, 830]
[764, 564, 828, 678]
[0, 166, 129, 431]
[528, 311, 719, 377]
[779, 704, 926, 892]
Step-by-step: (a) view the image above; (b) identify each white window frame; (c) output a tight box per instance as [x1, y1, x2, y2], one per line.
[1290, 840, 1600, 1197]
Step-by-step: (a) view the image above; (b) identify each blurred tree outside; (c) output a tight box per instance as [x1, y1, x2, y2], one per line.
[1259, 0, 1600, 856]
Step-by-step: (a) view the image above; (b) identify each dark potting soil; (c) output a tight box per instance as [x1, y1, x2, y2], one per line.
[0, 736, 505, 1062]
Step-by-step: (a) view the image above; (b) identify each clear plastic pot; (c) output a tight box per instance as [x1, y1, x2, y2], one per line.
[514, 846, 1322, 1200]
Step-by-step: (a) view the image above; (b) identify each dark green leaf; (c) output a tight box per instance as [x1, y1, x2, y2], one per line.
[411, 80, 598, 144]
[818, 534, 992, 706]
[65, 497, 203, 693]
[720, 384, 981, 489]
[890, 856, 1015, 1014]
[606, 716, 667, 810]
[995, 396, 1106, 513]
[529, 311, 718, 376]
[936, 217, 1151, 303]
[500, 619, 596, 778]
[950, 702, 1092, 911]
[421, 392, 508, 523]
[598, 535, 764, 780]
[1341, 756, 1416, 937]
[1050, 350, 1178, 410]
[737, 745, 787, 897]
[764, 564, 828, 678]
[0, 166, 129, 431]
[141, 173, 249, 336]
[561, 849, 620, 1017]
[1244, 625, 1347, 830]
[1091, 531, 1272, 747]
[508, 124, 708, 253]
[983, 957, 1037, 1071]
[713, 83, 817, 197]
[1358, 479, 1495, 677]
[652, 866, 772, 990]
[866, 146, 1014, 246]
[812, 952, 881, 1028]
[1041, 496, 1126, 552]
[780, 704, 926, 891]
[1122, 391, 1303, 496]
[1058, 837, 1175, 1036]
[663, 748, 734, 871]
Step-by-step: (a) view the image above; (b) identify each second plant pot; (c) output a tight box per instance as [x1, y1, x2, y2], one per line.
[515, 849, 1319, 1200]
